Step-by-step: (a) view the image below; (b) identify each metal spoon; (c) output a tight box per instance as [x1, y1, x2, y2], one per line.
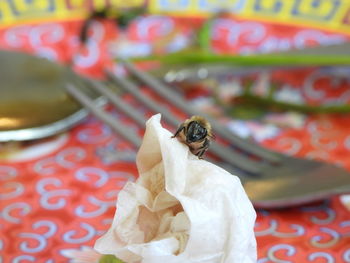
[0, 50, 102, 142]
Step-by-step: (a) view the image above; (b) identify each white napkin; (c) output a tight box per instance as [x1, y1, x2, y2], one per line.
[94, 114, 257, 263]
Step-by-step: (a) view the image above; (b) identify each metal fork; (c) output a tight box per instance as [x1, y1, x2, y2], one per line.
[65, 61, 350, 208]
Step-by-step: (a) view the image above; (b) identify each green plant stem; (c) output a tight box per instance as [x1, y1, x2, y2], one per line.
[236, 94, 350, 114]
[196, 16, 215, 52]
[131, 52, 350, 66]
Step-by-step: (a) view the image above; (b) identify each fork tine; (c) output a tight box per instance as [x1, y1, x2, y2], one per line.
[65, 83, 142, 147]
[70, 77, 254, 175]
[121, 60, 280, 163]
[106, 70, 263, 174]
[104, 70, 181, 126]
[83, 78, 146, 127]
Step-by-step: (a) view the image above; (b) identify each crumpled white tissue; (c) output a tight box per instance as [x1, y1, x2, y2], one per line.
[94, 114, 257, 263]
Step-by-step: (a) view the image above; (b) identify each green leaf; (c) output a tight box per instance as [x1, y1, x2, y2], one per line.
[229, 105, 266, 119]
[99, 255, 125, 263]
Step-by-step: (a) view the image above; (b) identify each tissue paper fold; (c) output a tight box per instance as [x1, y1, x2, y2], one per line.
[94, 114, 257, 263]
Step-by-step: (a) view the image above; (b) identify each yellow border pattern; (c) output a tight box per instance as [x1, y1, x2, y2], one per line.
[0, 0, 144, 28]
[0, 0, 349, 35]
[149, 0, 350, 35]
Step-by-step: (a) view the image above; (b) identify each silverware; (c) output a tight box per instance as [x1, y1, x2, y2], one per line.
[0, 50, 104, 142]
[65, 60, 350, 209]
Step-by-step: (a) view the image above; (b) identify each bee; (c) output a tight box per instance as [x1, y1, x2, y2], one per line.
[172, 116, 214, 159]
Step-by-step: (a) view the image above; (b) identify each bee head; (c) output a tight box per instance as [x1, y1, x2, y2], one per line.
[186, 121, 207, 143]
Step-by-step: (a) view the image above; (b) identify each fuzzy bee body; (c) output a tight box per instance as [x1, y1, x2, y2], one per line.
[172, 116, 213, 159]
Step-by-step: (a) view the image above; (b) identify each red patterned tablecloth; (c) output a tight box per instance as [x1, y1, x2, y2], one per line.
[1, 17, 350, 262]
